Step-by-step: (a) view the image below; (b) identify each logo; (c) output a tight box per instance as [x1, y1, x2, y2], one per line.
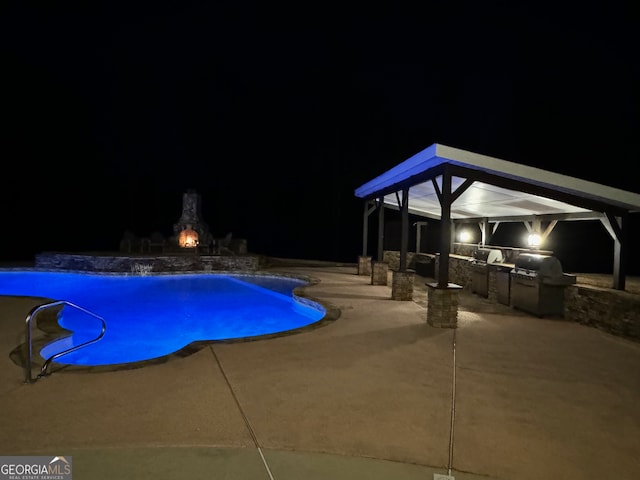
[0, 456, 72, 480]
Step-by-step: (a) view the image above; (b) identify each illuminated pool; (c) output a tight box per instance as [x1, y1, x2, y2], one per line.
[0, 271, 326, 367]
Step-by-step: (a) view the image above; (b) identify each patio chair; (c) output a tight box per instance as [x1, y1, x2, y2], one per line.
[218, 232, 234, 255]
[142, 231, 166, 253]
[119, 230, 141, 253]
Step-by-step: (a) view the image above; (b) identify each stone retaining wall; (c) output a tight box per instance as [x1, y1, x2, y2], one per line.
[34, 252, 260, 273]
[565, 284, 640, 341]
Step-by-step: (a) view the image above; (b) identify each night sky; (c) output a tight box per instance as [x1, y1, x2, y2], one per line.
[2, 2, 639, 273]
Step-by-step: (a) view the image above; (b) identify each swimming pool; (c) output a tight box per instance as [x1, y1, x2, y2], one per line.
[0, 270, 326, 367]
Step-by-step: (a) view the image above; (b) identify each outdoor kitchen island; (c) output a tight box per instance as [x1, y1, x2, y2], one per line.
[395, 248, 640, 342]
[456, 250, 577, 317]
[439, 245, 577, 317]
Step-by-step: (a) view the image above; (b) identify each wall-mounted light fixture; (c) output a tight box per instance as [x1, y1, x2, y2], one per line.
[458, 229, 472, 243]
[527, 233, 542, 248]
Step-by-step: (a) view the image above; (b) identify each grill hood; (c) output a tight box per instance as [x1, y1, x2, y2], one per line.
[514, 253, 563, 277]
[473, 248, 504, 264]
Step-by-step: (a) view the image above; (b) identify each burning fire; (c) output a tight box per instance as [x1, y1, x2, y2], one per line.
[179, 228, 199, 248]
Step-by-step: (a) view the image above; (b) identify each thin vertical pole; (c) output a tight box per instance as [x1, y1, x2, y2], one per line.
[362, 202, 369, 256]
[438, 169, 452, 288]
[399, 188, 409, 271]
[377, 197, 385, 261]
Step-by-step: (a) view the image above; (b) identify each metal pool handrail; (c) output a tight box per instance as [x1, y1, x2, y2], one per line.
[24, 300, 106, 383]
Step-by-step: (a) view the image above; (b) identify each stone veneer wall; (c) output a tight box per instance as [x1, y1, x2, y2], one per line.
[435, 254, 473, 289]
[382, 250, 471, 287]
[383, 245, 483, 266]
[382, 250, 472, 288]
[382, 251, 417, 271]
[565, 284, 640, 341]
[34, 253, 260, 273]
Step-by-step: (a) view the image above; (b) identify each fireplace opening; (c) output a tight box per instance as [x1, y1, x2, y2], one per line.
[178, 227, 199, 248]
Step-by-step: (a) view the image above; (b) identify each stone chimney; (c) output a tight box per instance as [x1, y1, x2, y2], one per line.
[173, 190, 210, 246]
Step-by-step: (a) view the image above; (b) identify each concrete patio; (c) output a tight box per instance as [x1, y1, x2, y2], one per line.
[1, 264, 639, 479]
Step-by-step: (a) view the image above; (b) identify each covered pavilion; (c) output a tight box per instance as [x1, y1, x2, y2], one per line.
[355, 143, 640, 293]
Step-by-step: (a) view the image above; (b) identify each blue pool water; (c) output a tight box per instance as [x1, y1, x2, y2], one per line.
[0, 271, 325, 366]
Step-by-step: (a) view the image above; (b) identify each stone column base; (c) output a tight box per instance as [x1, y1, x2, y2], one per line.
[391, 270, 414, 301]
[426, 282, 462, 328]
[371, 261, 389, 285]
[357, 256, 372, 276]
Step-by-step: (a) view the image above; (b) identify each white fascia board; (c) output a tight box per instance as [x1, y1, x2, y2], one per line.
[436, 144, 640, 212]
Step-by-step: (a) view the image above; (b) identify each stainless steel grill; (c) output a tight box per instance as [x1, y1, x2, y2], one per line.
[510, 253, 576, 316]
[471, 248, 505, 297]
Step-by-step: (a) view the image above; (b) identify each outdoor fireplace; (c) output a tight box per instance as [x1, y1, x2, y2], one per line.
[173, 190, 210, 248]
